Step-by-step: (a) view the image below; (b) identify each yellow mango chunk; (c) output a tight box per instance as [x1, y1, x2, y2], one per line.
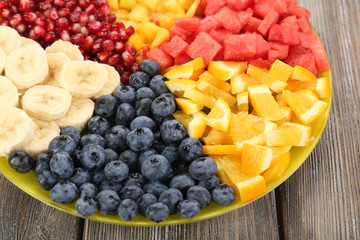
[114, 9, 129, 20]
[108, 0, 119, 9]
[119, 0, 136, 10]
[138, 21, 162, 43]
[151, 28, 170, 48]
[184, 57, 205, 72]
[127, 33, 144, 51]
[128, 4, 150, 22]
[199, 71, 231, 93]
[185, 0, 200, 17]
[173, 111, 207, 139]
[137, 0, 160, 11]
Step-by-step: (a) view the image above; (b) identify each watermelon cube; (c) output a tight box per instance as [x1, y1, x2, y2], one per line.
[268, 24, 282, 42]
[255, 34, 271, 59]
[162, 35, 189, 58]
[248, 58, 272, 68]
[288, 5, 311, 20]
[170, 24, 187, 40]
[147, 47, 174, 70]
[268, 42, 289, 62]
[174, 53, 193, 65]
[174, 17, 201, 32]
[267, 0, 287, 15]
[243, 17, 262, 33]
[258, 10, 280, 37]
[252, 1, 273, 19]
[298, 31, 317, 49]
[285, 0, 297, 7]
[280, 16, 299, 30]
[198, 16, 220, 33]
[209, 29, 230, 44]
[204, 0, 226, 15]
[214, 7, 242, 34]
[186, 32, 222, 66]
[223, 33, 257, 61]
[238, 11, 252, 30]
[310, 40, 329, 72]
[226, 0, 253, 11]
[297, 17, 312, 34]
[285, 48, 318, 76]
[281, 22, 300, 46]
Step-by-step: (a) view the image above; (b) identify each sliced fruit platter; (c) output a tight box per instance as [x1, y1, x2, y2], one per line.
[0, 0, 332, 225]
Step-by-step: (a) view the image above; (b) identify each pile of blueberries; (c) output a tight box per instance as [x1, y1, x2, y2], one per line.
[8, 59, 236, 223]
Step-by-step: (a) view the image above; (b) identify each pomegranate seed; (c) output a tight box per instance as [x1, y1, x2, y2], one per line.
[9, 6, 18, 15]
[114, 42, 125, 52]
[68, 11, 80, 23]
[65, 1, 76, 10]
[107, 53, 121, 65]
[104, 14, 116, 24]
[118, 30, 128, 42]
[88, 15, 96, 22]
[95, 29, 107, 38]
[54, 0, 66, 8]
[59, 8, 70, 17]
[84, 3, 95, 14]
[48, 8, 59, 21]
[0, 1, 8, 10]
[60, 30, 70, 41]
[87, 21, 101, 33]
[0, 20, 9, 26]
[135, 49, 147, 64]
[84, 54, 91, 60]
[35, 18, 46, 27]
[101, 22, 110, 30]
[78, 0, 88, 9]
[130, 63, 140, 73]
[94, 11, 102, 21]
[70, 23, 81, 33]
[94, 0, 107, 6]
[1, 9, 11, 19]
[120, 71, 131, 85]
[97, 50, 111, 62]
[116, 22, 125, 30]
[126, 26, 135, 37]
[42, 9, 50, 18]
[80, 26, 88, 35]
[71, 33, 84, 45]
[39, 2, 51, 11]
[79, 12, 88, 25]
[56, 17, 69, 30]
[20, 0, 35, 12]
[34, 25, 46, 38]
[92, 40, 102, 53]
[23, 12, 37, 22]
[101, 39, 114, 51]
[107, 31, 120, 43]
[44, 31, 56, 43]
[46, 22, 56, 32]
[115, 65, 124, 74]
[110, 23, 119, 32]
[9, 14, 23, 27]
[125, 43, 136, 55]
[83, 35, 94, 51]
[98, 4, 111, 16]
[16, 23, 27, 34]
[122, 51, 136, 67]
[73, 6, 82, 12]
[36, 12, 45, 20]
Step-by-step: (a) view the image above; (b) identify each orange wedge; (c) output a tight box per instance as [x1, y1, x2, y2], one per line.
[241, 143, 273, 176]
[230, 73, 261, 94]
[266, 122, 311, 147]
[150, 28, 170, 48]
[247, 64, 287, 93]
[175, 98, 203, 115]
[236, 92, 249, 112]
[316, 78, 331, 98]
[285, 79, 317, 92]
[268, 145, 292, 157]
[183, 88, 216, 108]
[196, 79, 237, 107]
[291, 65, 317, 81]
[230, 111, 266, 144]
[184, 57, 205, 72]
[262, 151, 291, 183]
[164, 64, 193, 79]
[203, 145, 237, 155]
[202, 127, 233, 145]
[173, 111, 206, 139]
[188, 69, 205, 80]
[275, 92, 288, 106]
[208, 61, 247, 81]
[237, 175, 266, 202]
[164, 79, 197, 97]
[273, 106, 293, 125]
[199, 71, 231, 93]
[286, 77, 330, 99]
[268, 60, 294, 82]
[212, 155, 241, 189]
[248, 85, 284, 121]
[204, 98, 232, 132]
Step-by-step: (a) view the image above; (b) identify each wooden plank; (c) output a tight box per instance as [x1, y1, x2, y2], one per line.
[277, 0, 360, 239]
[0, 174, 84, 240]
[83, 192, 279, 240]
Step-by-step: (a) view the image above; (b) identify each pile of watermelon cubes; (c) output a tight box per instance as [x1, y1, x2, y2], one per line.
[147, 0, 329, 76]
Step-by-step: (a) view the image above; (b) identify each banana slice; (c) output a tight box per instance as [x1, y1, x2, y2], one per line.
[0, 26, 22, 55]
[93, 64, 121, 99]
[0, 107, 34, 157]
[5, 45, 49, 89]
[20, 37, 41, 47]
[43, 52, 71, 87]
[0, 48, 5, 74]
[23, 118, 60, 156]
[0, 76, 19, 109]
[56, 98, 95, 131]
[59, 61, 108, 98]
[22, 85, 72, 121]
[45, 40, 84, 61]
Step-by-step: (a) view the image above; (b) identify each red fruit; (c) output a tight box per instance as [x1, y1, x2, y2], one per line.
[84, 4, 96, 14]
[16, 23, 27, 34]
[101, 22, 111, 30]
[48, 8, 59, 21]
[310, 40, 329, 72]
[0, 20, 9, 26]
[54, 0, 66, 8]
[258, 11, 279, 37]
[226, 0, 253, 11]
[214, 7, 242, 34]
[96, 29, 107, 38]
[68, 11, 80, 23]
[56, 17, 69, 30]
[288, 5, 311, 20]
[281, 22, 300, 46]
[198, 16, 220, 33]
[209, 29, 229, 44]
[297, 17, 312, 34]
[0, 1, 8, 10]
[120, 71, 131, 85]
[92, 39, 103, 52]
[147, 47, 173, 70]
[98, 4, 111, 16]
[268, 24, 282, 42]
[254, 34, 271, 59]
[174, 18, 201, 32]
[98, 50, 111, 62]
[9, 14, 23, 27]
[87, 21, 101, 33]
[71, 33, 85, 45]
[204, 0, 226, 15]
[223, 33, 257, 61]
[60, 30, 70, 41]
[79, 12, 89, 25]
[1, 9, 11, 19]
[65, 1, 76, 10]
[81, 26, 88, 35]
[243, 16, 262, 33]
[248, 59, 271, 69]
[83, 35, 95, 50]
[107, 31, 120, 43]
[122, 51, 136, 67]
[23, 12, 37, 22]
[174, 53, 192, 65]
[118, 30, 128, 42]
[115, 42, 125, 52]
[116, 22, 125, 31]
[35, 18, 46, 27]
[70, 23, 81, 33]
[125, 26, 134, 37]
[101, 39, 114, 50]
[268, 42, 289, 62]
[79, 0, 88, 9]
[104, 13, 116, 23]
[59, 8, 70, 17]
[39, 2, 52, 11]
[20, 0, 35, 12]
[125, 43, 136, 55]
[186, 32, 222, 65]
[107, 53, 121, 65]
[44, 31, 56, 43]
[115, 65, 124, 74]
[162, 35, 189, 58]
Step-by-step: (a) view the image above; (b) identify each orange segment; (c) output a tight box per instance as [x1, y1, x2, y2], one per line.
[241, 143, 273, 176]
[268, 60, 294, 82]
[150, 28, 170, 48]
[165, 79, 197, 97]
[273, 106, 293, 125]
[291, 65, 317, 81]
[175, 98, 203, 115]
[199, 71, 231, 93]
[173, 111, 206, 139]
[262, 151, 291, 183]
[188, 69, 205, 80]
[275, 92, 288, 106]
[183, 88, 216, 108]
[266, 122, 312, 147]
[164, 64, 193, 80]
[208, 61, 247, 81]
[204, 98, 232, 132]
[247, 64, 287, 93]
[212, 155, 244, 190]
[236, 92, 249, 112]
[203, 145, 237, 155]
[172, 111, 191, 128]
[184, 57, 206, 72]
[237, 175, 266, 202]
[285, 79, 317, 92]
[202, 127, 233, 145]
[196, 79, 237, 107]
[268, 145, 292, 157]
[316, 77, 331, 98]
[248, 85, 284, 121]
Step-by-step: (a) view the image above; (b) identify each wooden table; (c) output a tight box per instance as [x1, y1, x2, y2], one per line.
[1, 0, 359, 239]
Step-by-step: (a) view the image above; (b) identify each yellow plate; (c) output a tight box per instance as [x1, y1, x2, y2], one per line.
[0, 35, 332, 227]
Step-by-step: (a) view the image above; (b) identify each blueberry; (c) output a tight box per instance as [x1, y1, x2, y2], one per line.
[95, 95, 118, 118]
[98, 180, 123, 193]
[129, 71, 150, 89]
[115, 103, 136, 126]
[169, 175, 195, 194]
[127, 127, 155, 152]
[60, 126, 80, 146]
[73, 150, 82, 167]
[136, 87, 155, 100]
[104, 125, 130, 151]
[140, 59, 161, 78]
[76, 197, 98, 217]
[37, 170, 58, 190]
[49, 135, 77, 155]
[8, 150, 34, 173]
[212, 184, 236, 206]
[118, 199, 138, 221]
[69, 168, 91, 188]
[160, 120, 187, 144]
[114, 85, 135, 104]
[145, 202, 169, 223]
[177, 200, 200, 219]
[88, 116, 110, 136]
[80, 134, 106, 148]
[159, 188, 183, 214]
[130, 116, 157, 132]
[104, 160, 129, 182]
[80, 144, 106, 171]
[141, 154, 171, 182]
[143, 181, 168, 198]
[135, 98, 152, 116]
[118, 150, 138, 173]
[198, 175, 221, 191]
[50, 152, 74, 179]
[187, 186, 211, 208]
[159, 93, 176, 102]
[124, 172, 145, 188]
[188, 157, 217, 181]
[80, 183, 98, 199]
[138, 149, 157, 168]
[35, 154, 51, 175]
[104, 148, 119, 164]
[151, 131, 166, 153]
[97, 190, 121, 216]
[119, 185, 143, 201]
[151, 96, 175, 117]
[152, 114, 174, 126]
[50, 181, 78, 204]
[161, 145, 179, 165]
[137, 193, 157, 216]
[178, 138, 203, 163]
[149, 75, 170, 96]
[91, 171, 106, 186]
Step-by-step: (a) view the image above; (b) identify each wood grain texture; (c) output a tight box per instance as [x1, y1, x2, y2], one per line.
[82, 192, 279, 240]
[277, 0, 360, 239]
[0, 173, 83, 240]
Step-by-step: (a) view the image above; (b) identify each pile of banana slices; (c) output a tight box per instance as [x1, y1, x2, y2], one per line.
[0, 26, 121, 157]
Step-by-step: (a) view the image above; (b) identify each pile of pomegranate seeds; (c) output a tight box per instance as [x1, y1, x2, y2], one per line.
[0, 0, 139, 84]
